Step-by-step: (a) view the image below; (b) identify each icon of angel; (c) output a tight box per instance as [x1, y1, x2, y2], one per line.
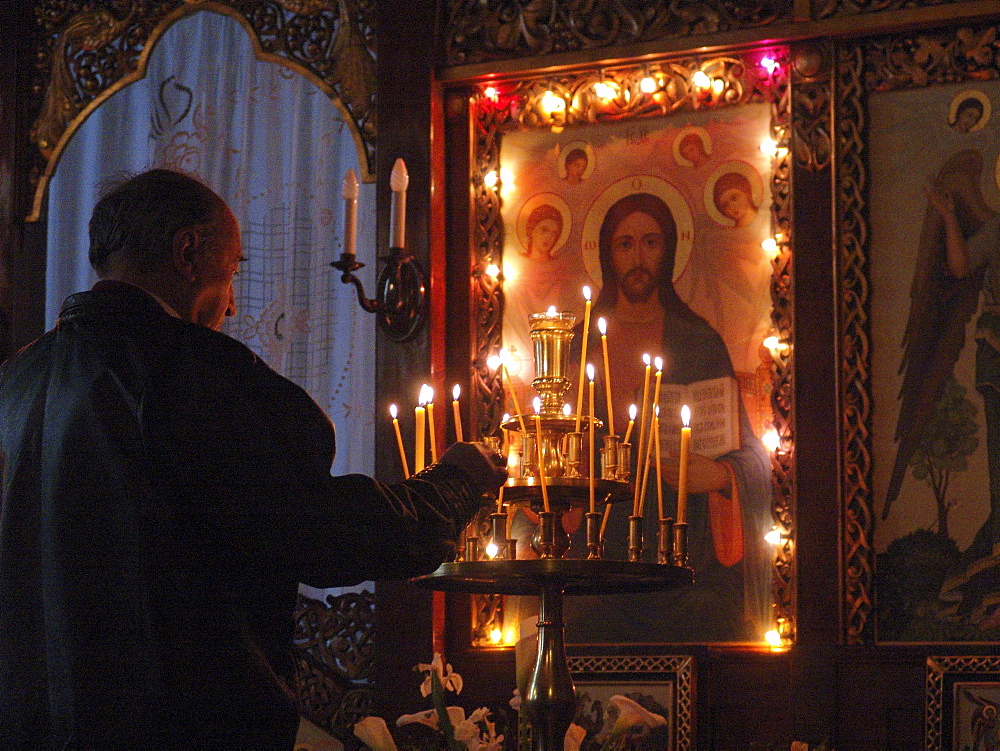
[886, 149, 1000, 628]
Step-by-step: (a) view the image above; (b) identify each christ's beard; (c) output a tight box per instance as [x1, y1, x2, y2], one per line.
[620, 267, 657, 304]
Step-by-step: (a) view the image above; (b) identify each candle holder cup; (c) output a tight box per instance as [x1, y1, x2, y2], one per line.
[535, 511, 557, 559]
[657, 517, 675, 565]
[586, 511, 603, 559]
[628, 515, 644, 562]
[616, 442, 632, 482]
[466, 536, 480, 562]
[564, 432, 583, 478]
[672, 522, 689, 568]
[601, 434, 620, 480]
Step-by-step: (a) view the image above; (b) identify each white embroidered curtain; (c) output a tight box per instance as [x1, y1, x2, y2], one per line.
[45, 9, 377, 482]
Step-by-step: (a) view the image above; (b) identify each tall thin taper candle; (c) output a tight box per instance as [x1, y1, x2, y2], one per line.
[574, 286, 592, 432]
[452, 384, 464, 443]
[597, 317, 615, 434]
[426, 388, 438, 463]
[587, 364, 596, 513]
[654, 405, 664, 520]
[389, 404, 410, 479]
[493, 350, 528, 434]
[632, 354, 653, 516]
[342, 169, 358, 257]
[533, 397, 550, 513]
[678, 405, 691, 524]
[414, 386, 428, 473]
[623, 403, 637, 445]
[639, 358, 664, 517]
[390, 158, 408, 248]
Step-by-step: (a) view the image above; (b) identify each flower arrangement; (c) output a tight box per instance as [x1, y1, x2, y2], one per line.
[353, 654, 503, 751]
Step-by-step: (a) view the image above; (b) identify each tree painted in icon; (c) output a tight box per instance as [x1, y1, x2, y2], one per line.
[908, 375, 979, 540]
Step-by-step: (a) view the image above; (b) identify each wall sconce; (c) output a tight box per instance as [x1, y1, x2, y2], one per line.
[331, 160, 427, 342]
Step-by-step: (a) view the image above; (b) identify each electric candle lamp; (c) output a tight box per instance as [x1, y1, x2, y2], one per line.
[633, 354, 653, 516]
[623, 404, 637, 445]
[587, 363, 596, 514]
[452, 384, 464, 443]
[415, 384, 431, 473]
[677, 405, 691, 524]
[532, 397, 550, 513]
[389, 404, 410, 479]
[597, 317, 615, 434]
[390, 158, 408, 248]
[342, 169, 358, 258]
[575, 286, 592, 432]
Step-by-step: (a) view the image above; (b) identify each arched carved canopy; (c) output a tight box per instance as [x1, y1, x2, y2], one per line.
[28, 0, 377, 220]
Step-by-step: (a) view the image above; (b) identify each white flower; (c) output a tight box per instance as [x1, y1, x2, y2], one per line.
[353, 716, 399, 751]
[415, 653, 464, 697]
[396, 706, 467, 731]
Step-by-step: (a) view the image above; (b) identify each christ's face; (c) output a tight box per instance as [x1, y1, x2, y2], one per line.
[610, 210, 665, 304]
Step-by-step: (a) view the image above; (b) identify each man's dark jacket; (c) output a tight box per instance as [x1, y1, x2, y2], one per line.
[0, 283, 481, 749]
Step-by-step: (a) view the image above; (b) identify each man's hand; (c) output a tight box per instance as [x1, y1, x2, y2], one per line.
[439, 441, 508, 496]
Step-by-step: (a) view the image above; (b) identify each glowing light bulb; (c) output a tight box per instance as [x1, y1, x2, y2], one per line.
[762, 429, 781, 453]
[760, 56, 779, 74]
[485, 263, 500, 279]
[541, 91, 564, 113]
[490, 628, 503, 643]
[711, 78, 724, 95]
[484, 85, 498, 101]
[761, 237, 778, 256]
[485, 541, 499, 559]
[692, 70, 711, 89]
[765, 527, 783, 545]
[640, 76, 656, 93]
[760, 138, 778, 157]
[765, 629, 783, 648]
[483, 170, 499, 188]
[593, 81, 615, 100]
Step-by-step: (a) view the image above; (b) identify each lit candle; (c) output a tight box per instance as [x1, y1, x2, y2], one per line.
[415, 384, 430, 473]
[389, 404, 410, 479]
[452, 384, 464, 443]
[588, 363, 596, 514]
[574, 286, 592, 432]
[678, 405, 691, 524]
[597, 317, 615, 435]
[654, 405, 663, 520]
[633, 354, 652, 517]
[390, 157, 408, 248]
[623, 404, 637, 445]
[502, 412, 511, 456]
[426, 386, 438, 463]
[533, 397, 550, 513]
[342, 169, 358, 257]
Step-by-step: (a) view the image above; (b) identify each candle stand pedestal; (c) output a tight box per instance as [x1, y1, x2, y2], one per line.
[413, 558, 692, 750]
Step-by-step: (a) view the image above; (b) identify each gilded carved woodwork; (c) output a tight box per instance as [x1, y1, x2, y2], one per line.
[293, 589, 376, 739]
[836, 20, 1000, 644]
[469, 48, 797, 642]
[442, 0, 793, 67]
[814, 0, 961, 19]
[30, 0, 376, 216]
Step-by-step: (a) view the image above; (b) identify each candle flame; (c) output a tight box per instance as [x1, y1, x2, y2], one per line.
[586, 362, 595, 381]
[654, 404, 660, 416]
[583, 285, 591, 301]
[629, 403, 638, 420]
[533, 396, 541, 414]
[502, 412, 510, 422]
[681, 404, 691, 426]
[389, 403, 398, 419]
[764, 630, 783, 648]
[654, 355, 663, 372]
[452, 384, 461, 401]
[419, 383, 433, 406]
[547, 305, 557, 316]
[643, 353, 651, 366]
[597, 317, 607, 336]
[485, 541, 499, 559]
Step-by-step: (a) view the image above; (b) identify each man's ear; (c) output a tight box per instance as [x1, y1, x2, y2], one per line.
[172, 226, 203, 282]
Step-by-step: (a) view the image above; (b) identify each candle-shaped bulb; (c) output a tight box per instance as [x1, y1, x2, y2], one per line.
[597, 317, 607, 336]
[681, 404, 691, 426]
[390, 158, 409, 248]
[453, 384, 461, 401]
[389, 403, 398, 419]
[342, 169, 359, 257]
[587, 362, 595, 382]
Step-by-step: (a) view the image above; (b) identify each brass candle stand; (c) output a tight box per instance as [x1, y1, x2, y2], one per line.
[413, 308, 692, 751]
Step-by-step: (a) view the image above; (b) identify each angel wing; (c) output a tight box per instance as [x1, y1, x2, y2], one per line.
[884, 150, 996, 520]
